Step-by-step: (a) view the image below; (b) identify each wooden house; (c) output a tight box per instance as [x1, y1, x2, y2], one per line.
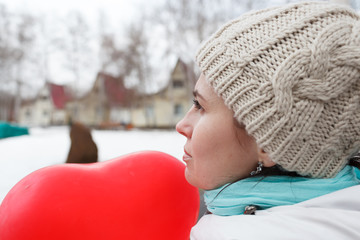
[0, 91, 14, 122]
[18, 83, 71, 127]
[66, 72, 134, 127]
[18, 58, 197, 129]
[131, 59, 197, 128]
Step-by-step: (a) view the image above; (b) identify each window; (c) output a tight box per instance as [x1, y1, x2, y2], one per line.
[96, 106, 102, 116]
[173, 80, 184, 88]
[174, 104, 183, 116]
[146, 105, 154, 118]
[73, 107, 78, 118]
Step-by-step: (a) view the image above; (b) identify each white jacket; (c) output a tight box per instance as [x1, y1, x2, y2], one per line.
[191, 185, 360, 240]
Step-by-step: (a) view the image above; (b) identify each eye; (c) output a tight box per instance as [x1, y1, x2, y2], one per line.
[192, 99, 203, 110]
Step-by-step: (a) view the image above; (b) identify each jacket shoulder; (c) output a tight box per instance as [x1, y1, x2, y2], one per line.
[191, 185, 360, 240]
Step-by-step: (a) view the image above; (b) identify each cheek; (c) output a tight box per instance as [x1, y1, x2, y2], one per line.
[185, 120, 221, 187]
[189, 118, 259, 189]
[191, 118, 219, 157]
[188, 119, 234, 185]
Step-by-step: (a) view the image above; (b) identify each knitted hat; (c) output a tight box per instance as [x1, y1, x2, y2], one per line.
[195, 2, 360, 178]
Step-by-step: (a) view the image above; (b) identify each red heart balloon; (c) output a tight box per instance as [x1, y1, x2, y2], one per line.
[0, 151, 199, 240]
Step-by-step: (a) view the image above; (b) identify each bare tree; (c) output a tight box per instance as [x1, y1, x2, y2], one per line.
[122, 19, 153, 94]
[12, 13, 36, 121]
[98, 32, 126, 76]
[97, 11, 125, 76]
[0, 4, 13, 89]
[152, 0, 208, 62]
[36, 15, 53, 84]
[62, 11, 91, 97]
[151, 0, 268, 62]
[0, 5, 36, 121]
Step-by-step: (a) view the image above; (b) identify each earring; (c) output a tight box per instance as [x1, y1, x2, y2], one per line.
[250, 162, 263, 176]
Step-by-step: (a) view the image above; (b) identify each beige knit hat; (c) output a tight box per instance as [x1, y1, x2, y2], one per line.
[195, 1, 360, 178]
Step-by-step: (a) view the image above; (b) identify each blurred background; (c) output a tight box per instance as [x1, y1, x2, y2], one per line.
[0, 0, 359, 206]
[0, 0, 358, 128]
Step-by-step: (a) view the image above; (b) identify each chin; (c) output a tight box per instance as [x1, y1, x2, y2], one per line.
[184, 168, 219, 190]
[184, 169, 201, 189]
[184, 168, 194, 185]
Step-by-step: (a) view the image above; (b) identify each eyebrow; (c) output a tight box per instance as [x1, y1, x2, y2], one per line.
[193, 90, 206, 101]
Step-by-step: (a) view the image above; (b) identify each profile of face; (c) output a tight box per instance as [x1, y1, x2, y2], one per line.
[176, 74, 273, 190]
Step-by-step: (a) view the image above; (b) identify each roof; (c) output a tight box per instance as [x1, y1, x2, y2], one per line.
[49, 83, 71, 109]
[156, 58, 197, 95]
[97, 72, 133, 107]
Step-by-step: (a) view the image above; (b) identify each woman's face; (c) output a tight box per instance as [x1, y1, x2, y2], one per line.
[176, 74, 260, 190]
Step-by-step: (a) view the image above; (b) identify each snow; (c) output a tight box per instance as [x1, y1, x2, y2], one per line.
[0, 126, 185, 203]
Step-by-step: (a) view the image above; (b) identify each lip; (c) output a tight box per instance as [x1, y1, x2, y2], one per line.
[182, 149, 192, 163]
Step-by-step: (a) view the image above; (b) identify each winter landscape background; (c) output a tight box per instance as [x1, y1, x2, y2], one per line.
[0, 127, 185, 203]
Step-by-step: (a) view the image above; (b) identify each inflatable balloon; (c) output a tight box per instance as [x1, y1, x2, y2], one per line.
[0, 151, 199, 240]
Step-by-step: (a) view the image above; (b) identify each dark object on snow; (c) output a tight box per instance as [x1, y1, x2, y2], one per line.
[0, 122, 29, 139]
[66, 122, 98, 164]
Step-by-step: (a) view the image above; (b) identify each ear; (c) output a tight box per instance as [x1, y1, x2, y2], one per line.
[258, 148, 276, 167]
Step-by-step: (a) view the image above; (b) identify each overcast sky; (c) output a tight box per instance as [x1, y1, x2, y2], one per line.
[0, 0, 168, 95]
[0, 0, 358, 96]
[0, 0, 149, 22]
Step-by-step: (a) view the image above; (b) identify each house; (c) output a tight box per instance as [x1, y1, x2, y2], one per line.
[66, 72, 134, 127]
[18, 82, 71, 127]
[17, 58, 197, 129]
[0, 91, 14, 122]
[131, 58, 197, 128]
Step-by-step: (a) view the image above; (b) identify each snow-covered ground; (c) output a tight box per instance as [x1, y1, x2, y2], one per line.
[0, 126, 186, 203]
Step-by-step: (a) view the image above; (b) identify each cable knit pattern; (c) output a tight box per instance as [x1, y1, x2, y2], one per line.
[195, 2, 360, 178]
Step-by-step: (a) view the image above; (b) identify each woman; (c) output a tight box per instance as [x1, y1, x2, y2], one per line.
[176, 1, 360, 239]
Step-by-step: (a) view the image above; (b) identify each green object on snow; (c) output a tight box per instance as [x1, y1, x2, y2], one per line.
[0, 122, 29, 139]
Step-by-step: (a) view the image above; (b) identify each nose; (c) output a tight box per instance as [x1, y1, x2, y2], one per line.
[176, 110, 192, 138]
